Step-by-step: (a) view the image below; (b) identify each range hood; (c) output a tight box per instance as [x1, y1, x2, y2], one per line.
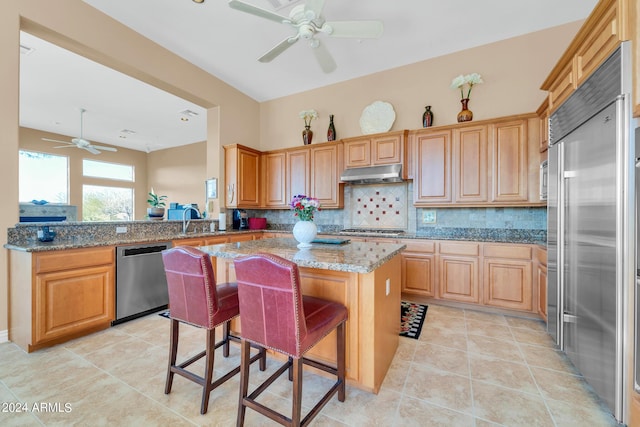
[340, 164, 403, 184]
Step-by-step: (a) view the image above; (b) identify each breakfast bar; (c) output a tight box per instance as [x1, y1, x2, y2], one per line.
[200, 237, 406, 393]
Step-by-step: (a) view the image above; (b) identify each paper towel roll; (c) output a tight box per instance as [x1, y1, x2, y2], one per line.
[218, 212, 226, 231]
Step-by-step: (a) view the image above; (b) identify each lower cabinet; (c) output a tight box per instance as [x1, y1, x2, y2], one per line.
[438, 242, 480, 304]
[9, 246, 115, 352]
[535, 246, 548, 322]
[400, 240, 436, 297]
[400, 239, 541, 317]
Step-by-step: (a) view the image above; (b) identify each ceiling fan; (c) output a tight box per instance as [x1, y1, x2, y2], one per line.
[42, 108, 118, 155]
[228, 0, 383, 73]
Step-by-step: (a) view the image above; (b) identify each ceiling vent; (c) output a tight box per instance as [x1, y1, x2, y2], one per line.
[20, 44, 35, 55]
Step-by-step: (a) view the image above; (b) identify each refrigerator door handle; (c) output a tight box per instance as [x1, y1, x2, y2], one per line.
[563, 313, 578, 323]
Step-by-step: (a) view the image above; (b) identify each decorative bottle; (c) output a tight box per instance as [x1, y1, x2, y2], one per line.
[327, 114, 336, 141]
[422, 106, 433, 127]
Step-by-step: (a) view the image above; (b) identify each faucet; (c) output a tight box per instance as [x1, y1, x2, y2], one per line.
[182, 206, 199, 234]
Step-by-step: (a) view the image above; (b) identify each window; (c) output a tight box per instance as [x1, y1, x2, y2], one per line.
[83, 159, 134, 181]
[83, 185, 133, 221]
[19, 150, 68, 203]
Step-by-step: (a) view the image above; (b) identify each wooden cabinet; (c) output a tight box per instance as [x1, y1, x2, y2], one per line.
[343, 130, 408, 174]
[536, 98, 549, 154]
[9, 246, 115, 352]
[490, 119, 528, 202]
[413, 129, 452, 204]
[453, 125, 488, 203]
[400, 240, 436, 297]
[287, 148, 310, 202]
[482, 244, 533, 311]
[535, 246, 548, 322]
[310, 142, 344, 208]
[541, 0, 626, 112]
[438, 241, 480, 304]
[412, 114, 541, 207]
[224, 144, 260, 208]
[262, 151, 287, 208]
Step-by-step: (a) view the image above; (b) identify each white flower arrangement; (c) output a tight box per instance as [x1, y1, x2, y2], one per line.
[451, 73, 484, 99]
[299, 109, 318, 127]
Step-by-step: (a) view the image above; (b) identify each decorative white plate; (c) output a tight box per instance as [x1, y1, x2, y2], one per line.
[359, 101, 396, 134]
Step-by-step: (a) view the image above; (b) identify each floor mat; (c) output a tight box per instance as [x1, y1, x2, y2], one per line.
[400, 301, 428, 339]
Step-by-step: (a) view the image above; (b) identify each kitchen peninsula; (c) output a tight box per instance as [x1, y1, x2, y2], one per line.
[201, 237, 406, 393]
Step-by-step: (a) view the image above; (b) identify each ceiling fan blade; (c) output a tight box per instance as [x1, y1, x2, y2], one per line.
[228, 0, 289, 24]
[84, 146, 101, 155]
[258, 36, 299, 63]
[304, 0, 325, 20]
[42, 138, 72, 144]
[311, 40, 336, 73]
[323, 20, 384, 38]
[53, 145, 77, 149]
[90, 145, 118, 152]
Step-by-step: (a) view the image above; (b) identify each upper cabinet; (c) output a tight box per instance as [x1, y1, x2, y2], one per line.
[310, 142, 344, 208]
[224, 144, 261, 208]
[258, 142, 343, 210]
[412, 114, 542, 207]
[541, 0, 628, 113]
[342, 130, 408, 176]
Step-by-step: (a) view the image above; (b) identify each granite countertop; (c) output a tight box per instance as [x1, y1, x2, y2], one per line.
[200, 237, 406, 274]
[5, 226, 546, 252]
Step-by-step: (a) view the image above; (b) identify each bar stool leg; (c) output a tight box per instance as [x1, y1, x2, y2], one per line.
[237, 339, 251, 427]
[201, 328, 216, 414]
[291, 357, 303, 427]
[337, 322, 346, 402]
[165, 319, 179, 394]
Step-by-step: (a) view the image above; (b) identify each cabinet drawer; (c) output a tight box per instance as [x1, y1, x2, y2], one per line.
[438, 241, 479, 256]
[35, 247, 114, 273]
[400, 239, 435, 253]
[484, 244, 532, 260]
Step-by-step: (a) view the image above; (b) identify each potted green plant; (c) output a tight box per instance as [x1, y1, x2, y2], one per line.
[147, 189, 167, 220]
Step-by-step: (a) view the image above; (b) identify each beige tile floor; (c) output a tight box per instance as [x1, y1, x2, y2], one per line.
[0, 303, 620, 426]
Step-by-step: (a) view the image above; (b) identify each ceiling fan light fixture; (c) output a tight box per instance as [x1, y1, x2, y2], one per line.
[192, 0, 205, 4]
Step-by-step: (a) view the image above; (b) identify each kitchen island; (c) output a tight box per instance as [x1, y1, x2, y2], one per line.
[201, 237, 406, 394]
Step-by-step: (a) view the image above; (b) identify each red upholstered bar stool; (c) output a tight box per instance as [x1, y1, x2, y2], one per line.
[233, 253, 348, 427]
[161, 246, 266, 415]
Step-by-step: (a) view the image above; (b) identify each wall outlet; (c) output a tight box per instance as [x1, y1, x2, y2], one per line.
[422, 210, 436, 224]
[385, 278, 390, 296]
[116, 226, 127, 234]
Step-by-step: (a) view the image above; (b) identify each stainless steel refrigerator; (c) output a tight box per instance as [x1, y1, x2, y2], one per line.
[547, 42, 634, 423]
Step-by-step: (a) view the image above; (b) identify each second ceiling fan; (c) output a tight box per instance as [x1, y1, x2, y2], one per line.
[228, 0, 384, 73]
[42, 108, 118, 155]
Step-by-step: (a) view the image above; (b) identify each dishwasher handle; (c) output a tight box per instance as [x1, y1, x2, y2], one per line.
[121, 244, 168, 257]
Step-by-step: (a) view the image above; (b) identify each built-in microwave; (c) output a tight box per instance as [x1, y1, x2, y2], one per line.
[539, 159, 548, 201]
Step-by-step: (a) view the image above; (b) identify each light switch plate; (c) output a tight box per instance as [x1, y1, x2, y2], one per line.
[422, 210, 436, 224]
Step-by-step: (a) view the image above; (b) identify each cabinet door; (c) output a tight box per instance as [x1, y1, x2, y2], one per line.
[344, 139, 371, 168]
[35, 265, 114, 344]
[414, 130, 452, 204]
[438, 256, 479, 303]
[402, 253, 436, 297]
[263, 152, 287, 207]
[548, 60, 576, 112]
[454, 125, 488, 203]
[287, 148, 310, 200]
[311, 144, 343, 208]
[537, 263, 548, 321]
[238, 148, 260, 207]
[483, 259, 533, 311]
[372, 134, 402, 165]
[491, 120, 528, 202]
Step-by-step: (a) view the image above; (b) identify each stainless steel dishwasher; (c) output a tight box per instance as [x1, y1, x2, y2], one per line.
[114, 242, 171, 324]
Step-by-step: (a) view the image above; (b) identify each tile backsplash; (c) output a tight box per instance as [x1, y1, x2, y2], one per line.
[348, 183, 408, 229]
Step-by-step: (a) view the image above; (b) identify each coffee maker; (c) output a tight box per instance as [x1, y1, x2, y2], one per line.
[232, 209, 249, 230]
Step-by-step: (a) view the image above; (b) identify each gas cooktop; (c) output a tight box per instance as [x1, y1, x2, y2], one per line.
[339, 228, 405, 236]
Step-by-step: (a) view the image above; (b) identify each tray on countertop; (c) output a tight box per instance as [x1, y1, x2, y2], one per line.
[311, 238, 351, 245]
